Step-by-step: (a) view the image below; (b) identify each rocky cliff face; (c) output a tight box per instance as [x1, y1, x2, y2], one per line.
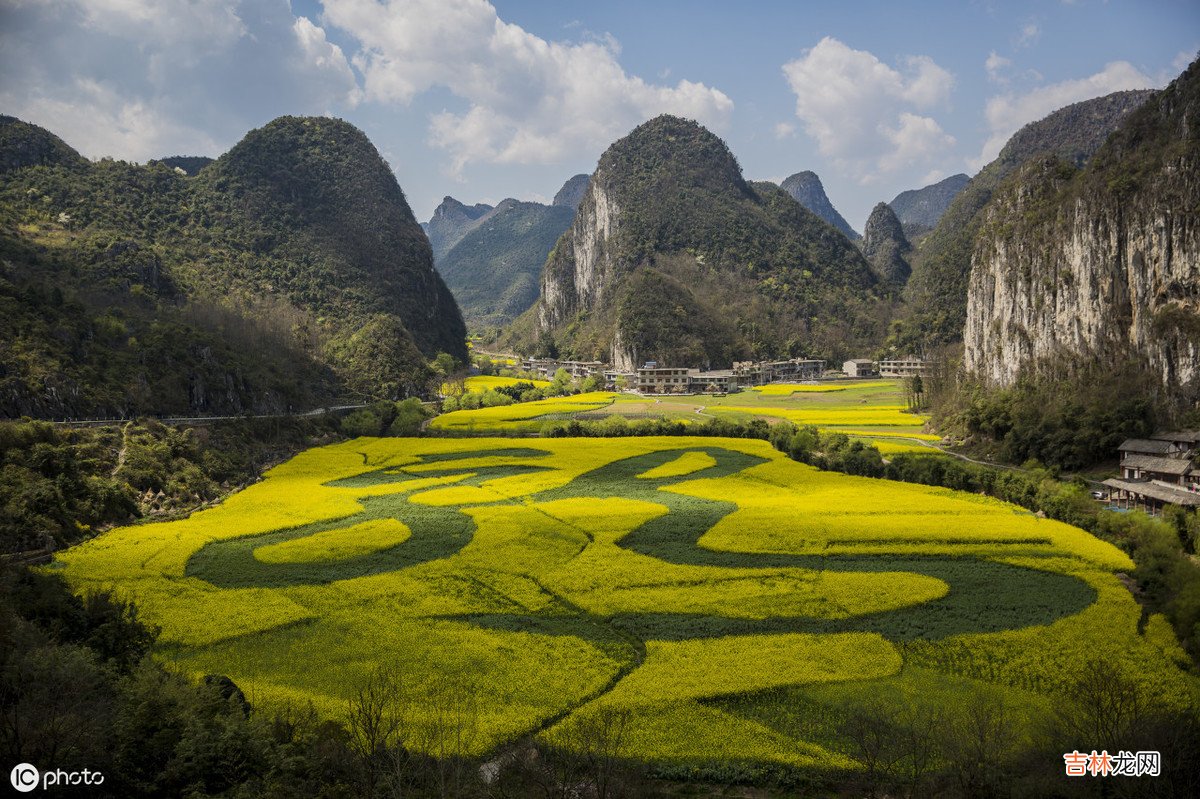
[902, 89, 1155, 347]
[780, 170, 859, 240]
[538, 175, 622, 336]
[964, 62, 1199, 394]
[862, 202, 912, 286]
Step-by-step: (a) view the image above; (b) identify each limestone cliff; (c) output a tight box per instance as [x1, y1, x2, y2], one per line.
[903, 89, 1154, 347]
[964, 61, 1199, 395]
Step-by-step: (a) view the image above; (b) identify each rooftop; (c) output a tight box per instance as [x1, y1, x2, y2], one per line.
[1120, 454, 1193, 476]
[1104, 478, 1200, 507]
[1119, 438, 1177, 455]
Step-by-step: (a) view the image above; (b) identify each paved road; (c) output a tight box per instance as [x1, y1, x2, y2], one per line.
[44, 404, 370, 427]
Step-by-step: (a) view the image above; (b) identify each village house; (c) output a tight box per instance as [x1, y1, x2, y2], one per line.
[732, 358, 826, 387]
[636, 363, 691, 394]
[603, 369, 636, 389]
[843, 359, 877, 378]
[879, 357, 929, 378]
[687, 369, 738, 393]
[1103, 432, 1200, 514]
[520, 358, 605, 382]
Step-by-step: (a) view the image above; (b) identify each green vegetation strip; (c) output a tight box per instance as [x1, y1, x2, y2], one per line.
[186, 446, 1095, 642]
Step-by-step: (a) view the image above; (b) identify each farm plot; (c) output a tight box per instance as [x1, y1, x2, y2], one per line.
[442, 375, 550, 395]
[429, 391, 617, 432]
[55, 437, 1196, 769]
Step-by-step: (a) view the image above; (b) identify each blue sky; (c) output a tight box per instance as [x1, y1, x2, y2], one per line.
[1, 1, 1196, 231]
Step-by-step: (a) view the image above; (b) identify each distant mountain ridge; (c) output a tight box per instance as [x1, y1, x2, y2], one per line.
[423, 196, 494, 262]
[513, 115, 882, 368]
[552, 173, 590, 210]
[423, 173, 591, 329]
[779, 170, 860, 240]
[0, 114, 465, 418]
[888, 173, 968, 236]
[437, 199, 575, 330]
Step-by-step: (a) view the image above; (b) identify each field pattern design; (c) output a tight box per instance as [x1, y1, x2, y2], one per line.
[56, 437, 1195, 768]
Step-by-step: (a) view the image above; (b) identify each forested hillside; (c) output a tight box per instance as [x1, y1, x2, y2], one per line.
[517, 116, 884, 368]
[0, 115, 466, 418]
[437, 199, 574, 330]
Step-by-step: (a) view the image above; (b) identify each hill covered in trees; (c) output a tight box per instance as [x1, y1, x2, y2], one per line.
[512, 116, 883, 368]
[0, 115, 465, 418]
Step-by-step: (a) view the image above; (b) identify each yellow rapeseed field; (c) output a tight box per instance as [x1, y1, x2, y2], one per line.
[429, 392, 616, 432]
[54, 436, 1197, 766]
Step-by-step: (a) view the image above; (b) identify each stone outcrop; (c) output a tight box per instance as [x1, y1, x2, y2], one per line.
[904, 90, 1155, 345]
[862, 202, 912, 286]
[538, 176, 621, 335]
[780, 170, 859, 240]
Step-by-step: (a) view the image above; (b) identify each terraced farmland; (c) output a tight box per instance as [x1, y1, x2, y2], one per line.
[55, 437, 1197, 769]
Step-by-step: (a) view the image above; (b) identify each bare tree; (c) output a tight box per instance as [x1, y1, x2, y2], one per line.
[1058, 657, 1145, 751]
[416, 670, 481, 799]
[942, 690, 1016, 799]
[346, 665, 415, 797]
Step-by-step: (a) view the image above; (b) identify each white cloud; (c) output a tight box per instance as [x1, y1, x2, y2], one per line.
[773, 122, 796, 139]
[0, 1, 363, 161]
[780, 37, 955, 183]
[985, 51, 1012, 84]
[1172, 49, 1198, 73]
[920, 168, 947, 185]
[78, 0, 247, 61]
[1016, 22, 1041, 48]
[320, 0, 733, 175]
[11, 78, 222, 160]
[292, 16, 362, 108]
[878, 112, 955, 173]
[970, 60, 1156, 170]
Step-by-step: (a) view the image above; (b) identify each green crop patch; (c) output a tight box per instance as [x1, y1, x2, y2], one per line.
[56, 436, 1197, 768]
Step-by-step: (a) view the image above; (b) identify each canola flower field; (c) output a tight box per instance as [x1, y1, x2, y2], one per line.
[55, 436, 1198, 768]
[428, 379, 933, 445]
[440, 374, 551, 395]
